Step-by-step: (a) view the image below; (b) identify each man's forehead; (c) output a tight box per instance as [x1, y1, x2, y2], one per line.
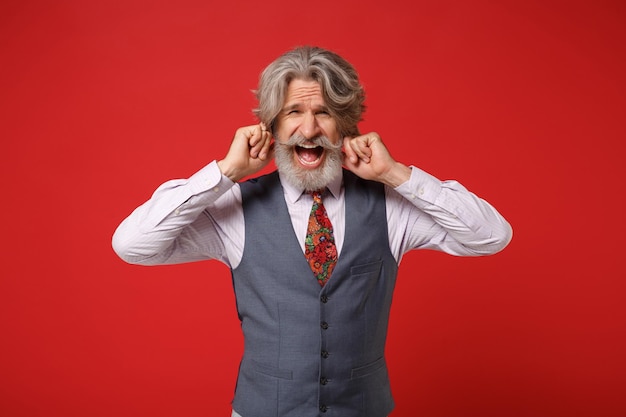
[284, 79, 324, 104]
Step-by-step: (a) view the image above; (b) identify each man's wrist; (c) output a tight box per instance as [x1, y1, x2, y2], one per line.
[382, 162, 412, 188]
[217, 159, 241, 183]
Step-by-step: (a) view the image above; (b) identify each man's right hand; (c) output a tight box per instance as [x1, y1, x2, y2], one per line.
[218, 124, 274, 182]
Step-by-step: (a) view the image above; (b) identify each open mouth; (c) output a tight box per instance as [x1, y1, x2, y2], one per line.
[295, 144, 324, 166]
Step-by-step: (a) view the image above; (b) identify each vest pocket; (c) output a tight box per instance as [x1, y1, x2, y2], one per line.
[234, 358, 286, 417]
[246, 358, 293, 380]
[350, 356, 386, 379]
[349, 260, 382, 277]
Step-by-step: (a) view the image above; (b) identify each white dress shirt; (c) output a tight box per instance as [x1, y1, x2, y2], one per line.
[112, 161, 512, 268]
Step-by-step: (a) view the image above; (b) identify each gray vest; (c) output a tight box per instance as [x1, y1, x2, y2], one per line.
[232, 170, 398, 417]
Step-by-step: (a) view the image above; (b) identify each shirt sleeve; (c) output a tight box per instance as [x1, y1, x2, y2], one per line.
[111, 161, 243, 267]
[386, 166, 513, 262]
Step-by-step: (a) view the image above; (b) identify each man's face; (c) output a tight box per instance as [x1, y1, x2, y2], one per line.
[273, 79, 343, 191]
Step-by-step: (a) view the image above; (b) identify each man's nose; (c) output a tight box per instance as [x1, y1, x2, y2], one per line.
[299, 112, 321, 139]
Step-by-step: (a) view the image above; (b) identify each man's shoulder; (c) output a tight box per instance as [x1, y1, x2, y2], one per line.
[241, 170, 280, 186]
[342, 169, 385, 193]
[239, 171, 281, 200]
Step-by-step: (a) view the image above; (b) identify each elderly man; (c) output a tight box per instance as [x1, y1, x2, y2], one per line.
[113, 46, 512, 417]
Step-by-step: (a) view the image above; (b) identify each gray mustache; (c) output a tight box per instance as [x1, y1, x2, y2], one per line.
[281, 134, 343, 151]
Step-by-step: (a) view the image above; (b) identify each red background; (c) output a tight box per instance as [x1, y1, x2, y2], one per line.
[1, 0, 625, 416]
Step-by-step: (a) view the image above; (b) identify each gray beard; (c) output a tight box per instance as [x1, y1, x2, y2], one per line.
[274, 134, 343, 192]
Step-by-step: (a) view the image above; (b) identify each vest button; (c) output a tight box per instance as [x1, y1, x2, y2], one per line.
[321, 350, 329, 358]
[320, 321, 329, 330]
[320, 377, 329, 385]
[320, 405, 328, 413]
[320, 295, 329, 303]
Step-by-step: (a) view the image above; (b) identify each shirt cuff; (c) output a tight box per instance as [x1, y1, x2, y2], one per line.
[394, 166, 443, 206]
[187, 160, 236, 199]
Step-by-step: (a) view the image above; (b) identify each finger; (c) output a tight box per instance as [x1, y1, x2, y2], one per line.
[248, 125, 262, 147]
[349, 136, 372, 163]
[264, 141, 276, 162]
[342, 137, 359, 164]
[249, 124, 267, 157]
[258, 132, 274, 160]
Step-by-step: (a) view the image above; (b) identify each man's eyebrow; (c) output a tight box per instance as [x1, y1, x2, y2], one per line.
[315, 104, 330, 112]
[282, 103, 301, 112]
[282, 103, 330, 112]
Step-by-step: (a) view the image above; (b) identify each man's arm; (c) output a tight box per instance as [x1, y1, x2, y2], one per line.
[386, 166, 512, 258]
[343, 133, 512, 258]
[112, 124, 274, 266]
[111, 161, 238, 266]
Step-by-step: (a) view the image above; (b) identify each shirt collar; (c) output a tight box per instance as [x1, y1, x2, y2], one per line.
[279, 170, 343, 204]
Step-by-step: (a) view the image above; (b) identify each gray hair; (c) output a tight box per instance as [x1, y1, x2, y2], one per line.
[253, 46, 365, 137]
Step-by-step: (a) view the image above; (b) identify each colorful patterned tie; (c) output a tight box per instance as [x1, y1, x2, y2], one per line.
[304, 190, 337, 286]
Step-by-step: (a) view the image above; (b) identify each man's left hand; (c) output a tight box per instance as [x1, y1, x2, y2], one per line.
[342, 132, 412, 188]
